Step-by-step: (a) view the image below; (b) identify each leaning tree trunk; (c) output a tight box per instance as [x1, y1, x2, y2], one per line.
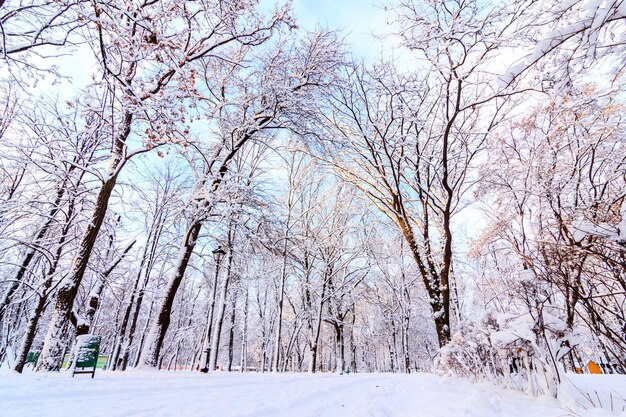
[133, 299, 154, 368]
[13, 276, 53, 374]
[120, 265, 153, 370]
[137, 220, 202, 367]
[36, 113, 132, 371]
[397, 213, 450, 348]
[136, 122, 264, 369]
[64, 229, 132, 371]
[110, 264, 145, 371]
[282, 317, 303, 372]
[13, 245, 64, 373]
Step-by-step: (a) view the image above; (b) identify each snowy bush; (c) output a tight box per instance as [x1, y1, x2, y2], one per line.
[435, 308, 589, 398]
[434, 316, 495, 381]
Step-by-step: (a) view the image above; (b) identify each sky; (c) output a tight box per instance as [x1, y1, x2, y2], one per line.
[22, 0, 396, 97]
[23, 0, 486, 249]
[3, 0, 490, 250]
[268, 0, 396, 61]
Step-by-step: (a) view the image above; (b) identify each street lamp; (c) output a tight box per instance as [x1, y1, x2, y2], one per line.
[200, 245, 226, 373]
[212, 246, 226, 263]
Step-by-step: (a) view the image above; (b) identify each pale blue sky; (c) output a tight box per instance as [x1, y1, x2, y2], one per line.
[275, 0, 395, 61]
[30, 1, 397, 93]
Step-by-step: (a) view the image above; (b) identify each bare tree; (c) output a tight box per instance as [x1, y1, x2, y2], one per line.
[138, 29, 342, 368]
[323, 0, 516, 347]
[37, 0, 292, 371]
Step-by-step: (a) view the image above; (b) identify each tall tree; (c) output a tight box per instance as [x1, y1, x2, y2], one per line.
[138, 29, 342, 367]
[324, 0, 515, 347]
[37, 0, 292, 371]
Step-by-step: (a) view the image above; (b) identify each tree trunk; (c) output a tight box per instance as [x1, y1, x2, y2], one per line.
[308, 269, 329, 373]
[282, 319, 303, 372]
[133, 299, 154, 368]
[138, 220, 202, 368]
[116, 204, 165, 370]
[402, 313, 411, 373]
[437, 207, 453, 347]
[335, 323, 345, 374]
[397, 215, 450, 347]
[227, 295, 237, 371]
[37, 112, 132, 371]
[349, 310, 357, 373]
[272, 230, 290, 372]
[197, 254, 222, 371]
[110, 266, 143, 371]
[258, 289, 268, 372]
[121, 243, 162, 370]
[240, 290, 249, 372]
[13, 276, 52, 373]
[81, 239, 135, 338]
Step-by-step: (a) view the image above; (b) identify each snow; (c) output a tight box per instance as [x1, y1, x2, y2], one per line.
[500, 1, 626, 87]
[0, 371, 609, 417]
[74, 335, 100, 363]
[561, 374, 626, 414]
[570, 200, 626, 245]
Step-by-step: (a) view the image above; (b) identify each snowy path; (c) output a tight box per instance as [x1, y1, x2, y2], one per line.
[0, 371, 579, 417]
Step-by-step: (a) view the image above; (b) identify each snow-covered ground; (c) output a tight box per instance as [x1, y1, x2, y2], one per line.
[562, 374, 626, 415]
[0, 371, 622, 417]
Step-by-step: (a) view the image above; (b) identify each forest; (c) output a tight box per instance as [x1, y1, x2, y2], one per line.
[0, 0, 624, 402]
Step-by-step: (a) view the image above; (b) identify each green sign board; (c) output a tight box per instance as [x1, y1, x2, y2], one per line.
[72, 335, 102, 378]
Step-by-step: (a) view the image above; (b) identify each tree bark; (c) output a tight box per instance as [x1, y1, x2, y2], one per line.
[120, 228, 164, 370]
[13, 269, 55, 373]
[138, 220, 202, 367]
[272, 212, 291, 372]
[307, 266, 330, 373]
[227, 295, 237, 371]
[239, 292, 249, 372]
[37, 112, 132, 371]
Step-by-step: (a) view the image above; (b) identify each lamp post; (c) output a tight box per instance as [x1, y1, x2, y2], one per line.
[200, 245, 226, 373]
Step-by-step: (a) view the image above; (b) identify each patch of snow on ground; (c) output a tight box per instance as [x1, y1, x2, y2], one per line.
[563, 374, 626, 415]
[0, 371, 588, 417]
